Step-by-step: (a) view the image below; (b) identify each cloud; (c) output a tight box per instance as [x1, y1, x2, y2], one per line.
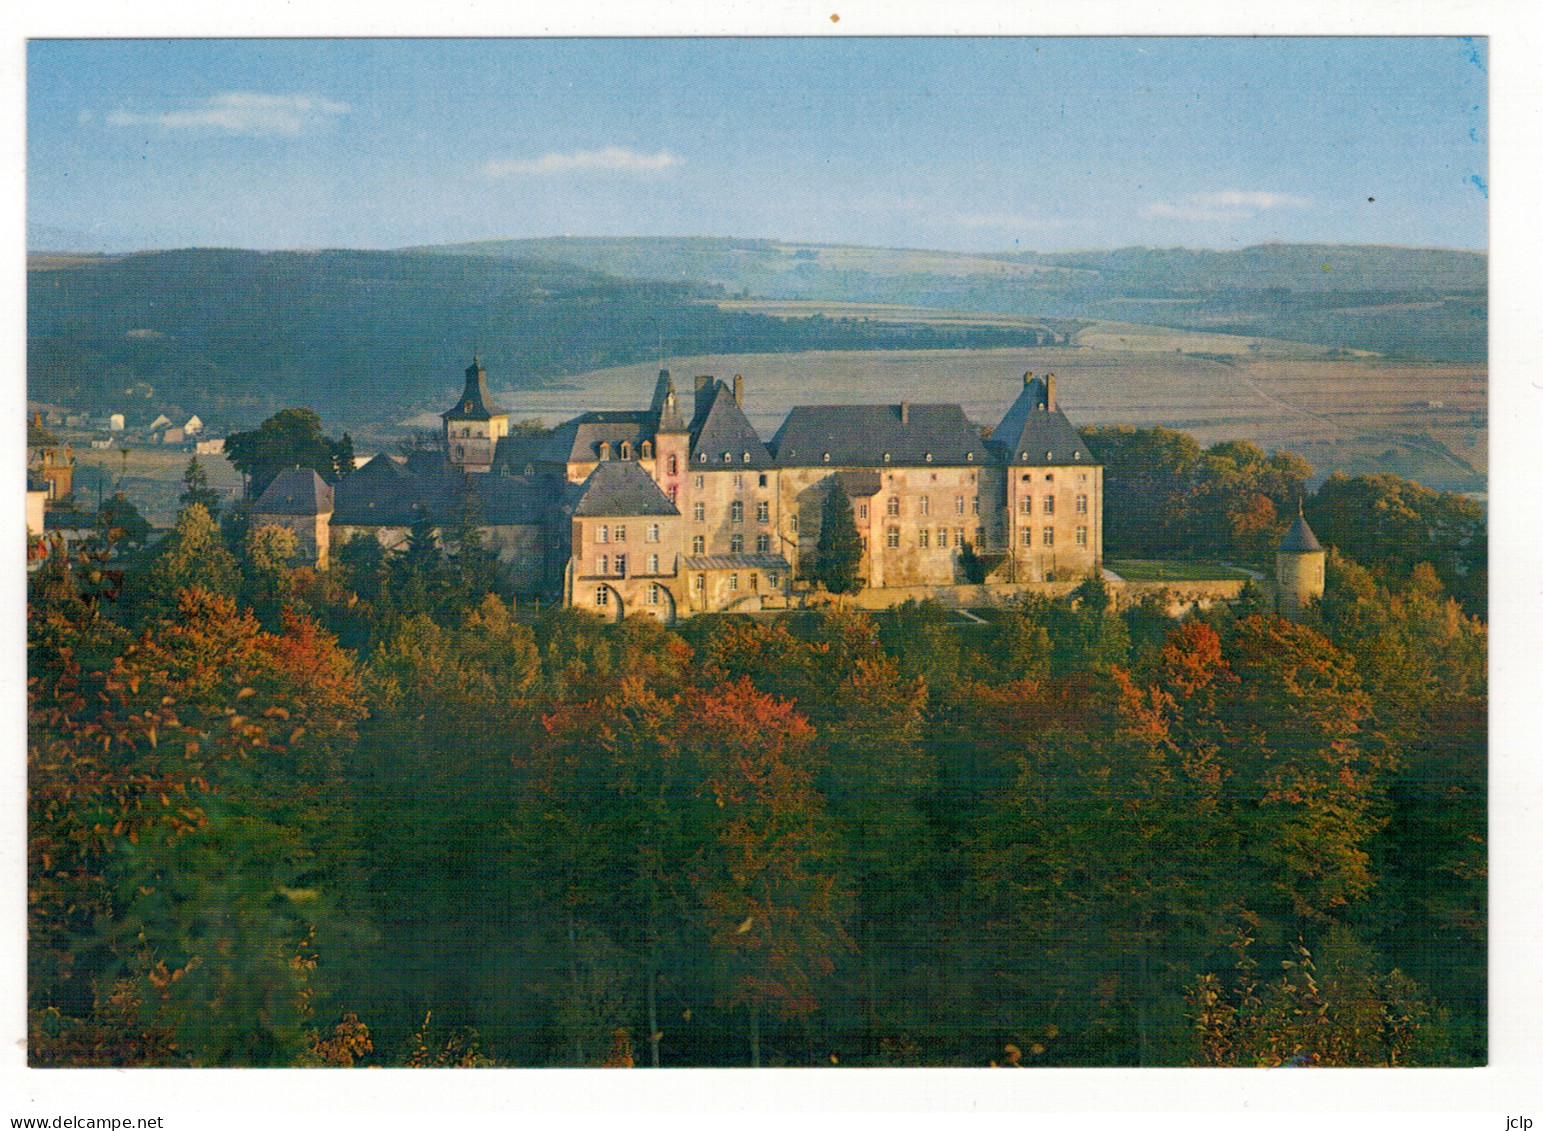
[105, 93, 349, 136]
[1144, 190, 1310, 223]
[482, 147, 679, 177]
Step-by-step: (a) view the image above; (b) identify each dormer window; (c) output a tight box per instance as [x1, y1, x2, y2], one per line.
[599, 442, 612, 461]
[823, 452, 830, 462]
[1020, 452, 1028, 461]
[925, 452, 933, 462]
[966, 452, 974, 461]
[641, 441, 653, 460]
[722, 452, 732, 463]
[883, 452, 891, 463]
[1045, 450, 1053, 460]
[742, 451, 750, 463]
[698, 452, 707, 462]
[1073, 451, 1081, 460]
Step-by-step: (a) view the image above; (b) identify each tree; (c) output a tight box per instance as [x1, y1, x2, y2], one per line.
[95, 493, 151, 549]
[179, 456, 223, 518]
[813, 479, 864, 596]
[133, 504, 241, 616]
[225, 408, 354, 500]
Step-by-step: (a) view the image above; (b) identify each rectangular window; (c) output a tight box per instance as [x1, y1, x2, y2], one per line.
[730, 501, 744, 523]
[976, 527, 985, 544]
[598, 524, 610, 543]
[694, 474, 704, 489]
[734, 474, 744, 488]
[887, 497, 900, 516]
[750, 572, 759, 591]
[694, 573, 705, 592]
[648, 553, 660, 573]
[955, 496, 965, 515]
[756, 500, 769, 524]
[693, 502, 705, 522]
[646, 584, 659, 605]
[1020, 497, 1032, 514]
[596, 587, 609, 606]
[647, 523, 660, 543]
[791, 515, 800, 532]
[756, 533, 770, 553]
[972, 496, 980, 515]
[758, 473, 768, 487]
[615, 525, 626, 542]
[692, 534, 705, 554]
[937, 528, 948, 548]
[919, 529, 930, 548]
[920, 495, 930, 516]
[728, 573, 739, 591]
[858, 502, 868, 520]
[1043, 527, 1054, 547]
[1076, 526, 1088, 546]
[600, 553, 609, 574]
[616, 553, 627, 576]
[955, 527, 965, 546]
[1077, 494, 1088, 514]
[769, 574, 779, 589]
[1022, 530, 1033, 547]
[730, 534, 744, 553]
[887, 527, 900, 548]
[669, 485, 678, 505]
[1044, 497, 1054, 515]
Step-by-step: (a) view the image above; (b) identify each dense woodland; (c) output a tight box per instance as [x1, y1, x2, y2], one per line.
[28, 423, 1486, 1068]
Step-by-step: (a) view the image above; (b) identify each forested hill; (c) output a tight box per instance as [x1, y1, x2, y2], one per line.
[26, 248, 1064, 430]
[428, 237, 1487, 364]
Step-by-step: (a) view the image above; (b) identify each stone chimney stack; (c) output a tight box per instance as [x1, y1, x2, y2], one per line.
[1046, 373, 1057, 411]
[733, 374, 744, 406]
[900, 401, 910, 425]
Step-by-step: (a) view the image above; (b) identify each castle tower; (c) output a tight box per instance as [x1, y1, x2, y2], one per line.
[650, 369, 690, 503]
[441, 357, 509, 472]
[1275, 507, 1326, 621]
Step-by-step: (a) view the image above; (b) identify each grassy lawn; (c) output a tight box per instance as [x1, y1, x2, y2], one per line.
[1106, 559, 1256, 582]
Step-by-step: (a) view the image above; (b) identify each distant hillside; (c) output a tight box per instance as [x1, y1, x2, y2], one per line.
[27, 248, 1067, 430]
[428, 237, 1486, 364]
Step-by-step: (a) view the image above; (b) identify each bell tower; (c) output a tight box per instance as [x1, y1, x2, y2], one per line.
[440, 357, 510, 472]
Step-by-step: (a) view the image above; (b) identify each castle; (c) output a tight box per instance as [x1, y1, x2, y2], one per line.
[255, 360, 1108, 619]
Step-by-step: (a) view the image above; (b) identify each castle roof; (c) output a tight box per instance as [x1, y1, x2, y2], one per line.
[988, 376, 1096, 467]
[690, 380, 773, 468]
[651, 370, 688, 434]
[540, 412, 657, 464]
[253, 467, 333, 516]
[332, 452, 547, 527]
[682, 552, 792, 572]
[1279, 513, 1324, 553]
[771, 403, 990, 467]
[569, 460, 680, 518]
[490, 430, 552, 474]
[441, 359, 506, 422]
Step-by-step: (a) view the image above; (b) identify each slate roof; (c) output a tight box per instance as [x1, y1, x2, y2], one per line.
[540, 412, 656, 464]
[569, 460, 680, 518]
[1279, 513, 1324, 553]
[689, 380, 773, 468]
[253, 467, 333, 516]
[771, 404, 990, 467]
[441, 359, 506, 421]
[651, 370, 688, 434]
[331, 453, 452, 527]
[988, 377, 1096, 467]
[682, 553, 792, 572]
[490, 430, 551, 474]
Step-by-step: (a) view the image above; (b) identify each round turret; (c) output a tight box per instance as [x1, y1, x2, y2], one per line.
[1275, 509, 1325, 621]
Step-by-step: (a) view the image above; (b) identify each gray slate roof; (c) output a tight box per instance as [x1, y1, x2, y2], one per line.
[682, 553, 791, 571]
[569, 460, 680, 517]
[540, 412, 656, 464]
[771, 403, 990, 467]
[333, 452, 548, 527]
[1279, 513, 1324, 553]
[690, 381, 773, 468]
[988, 377, 1096, 467]
[490, 430, 551, 474]
[441, 359, 505, 421]
[651, 370, 688, 434]
[253, 467, 333, 516]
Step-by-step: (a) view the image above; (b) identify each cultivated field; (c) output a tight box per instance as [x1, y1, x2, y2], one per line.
[458, 330, 1485, 492]
[68, 444, 245, 527]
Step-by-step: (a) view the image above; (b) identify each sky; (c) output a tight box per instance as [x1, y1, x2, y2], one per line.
[27, 37, 1488, 254]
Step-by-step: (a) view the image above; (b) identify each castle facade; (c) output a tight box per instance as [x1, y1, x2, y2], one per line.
[254, 362, 1105, 619]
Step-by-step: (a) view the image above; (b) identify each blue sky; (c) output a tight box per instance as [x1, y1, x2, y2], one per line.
[27, 37, 1488, 254]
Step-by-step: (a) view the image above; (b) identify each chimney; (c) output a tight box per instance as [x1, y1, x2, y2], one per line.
[1045, 373, 1057, 411]
[900, 401, 910, 425]
[733, 374, 744, 406]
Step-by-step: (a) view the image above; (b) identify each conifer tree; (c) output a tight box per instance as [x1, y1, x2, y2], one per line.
[814, 478, 863, 596]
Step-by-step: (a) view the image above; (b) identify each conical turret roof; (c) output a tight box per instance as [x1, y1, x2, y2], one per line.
[1279, 512, 1324, 553]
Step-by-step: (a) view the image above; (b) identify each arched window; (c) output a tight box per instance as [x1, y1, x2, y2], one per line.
[668, 454, 678, 475]
[599, 441, 612, 461]
[621, 441, 633, 460]
[641, 440, 653, 460]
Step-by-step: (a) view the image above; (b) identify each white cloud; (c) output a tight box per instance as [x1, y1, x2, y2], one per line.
[105, 93, 350, 136]
[1144, 190, 1310, 223]
[482, 147, 679, 177]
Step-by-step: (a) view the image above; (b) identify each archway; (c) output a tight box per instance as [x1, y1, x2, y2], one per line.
[592, 583, 625, 622]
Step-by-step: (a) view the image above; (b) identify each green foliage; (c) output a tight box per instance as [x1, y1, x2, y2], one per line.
[95, 492, 151, 548]
[225, 408, 354, 500]
[813, 478, 865, 595]
[179, 455, 223, 518]
[132, 504, 242, 617]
